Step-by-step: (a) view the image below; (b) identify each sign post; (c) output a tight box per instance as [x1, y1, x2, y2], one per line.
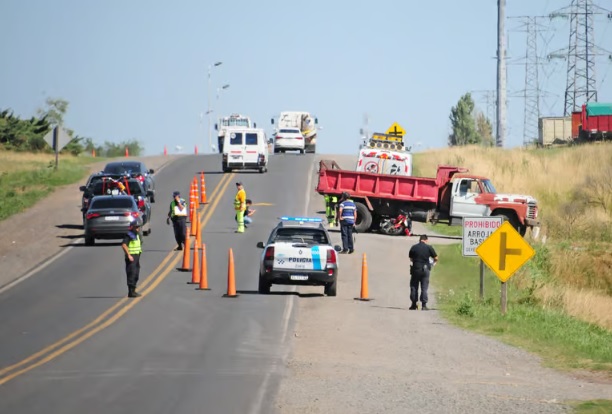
[462, 217, 503, 300]
[476, 221, 536, 315]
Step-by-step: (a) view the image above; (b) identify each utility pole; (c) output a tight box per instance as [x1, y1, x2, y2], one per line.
[549, 0, 612, 115]
[496, 0, 507, 147]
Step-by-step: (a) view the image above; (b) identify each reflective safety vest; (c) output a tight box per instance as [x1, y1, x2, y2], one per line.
[235, 189, 246, 211]
[127, 234, 142, 255]
[170, 199, 187, 217]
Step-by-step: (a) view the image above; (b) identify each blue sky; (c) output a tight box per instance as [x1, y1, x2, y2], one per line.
[1, 0, 611, 155]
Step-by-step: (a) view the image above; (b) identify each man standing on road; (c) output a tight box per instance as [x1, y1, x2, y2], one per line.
[121, 221, 143, 298]
[234, 182, 247, 233]
[408, 234, 438, 310]
[167, 191, 187, 250]
[337, 192, 357, 254]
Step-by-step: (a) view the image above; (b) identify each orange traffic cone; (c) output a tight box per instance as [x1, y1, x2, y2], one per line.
[177, 235, 192, 271]
[354, 253, 372, 301]
[164, 145, 167, 156]
[193, 176, 200, 210]
[189, 180, 196, 221]
[190, 208, 198, 237]
[92, 149, 96, 158]
[189, 241, 201, 284]
[125, 147, 129, 157]
[196, 243, 211, 291]
[223, 248, 238, 298]
[199, 172, 208, 204]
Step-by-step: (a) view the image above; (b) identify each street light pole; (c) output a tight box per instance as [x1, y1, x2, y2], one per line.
[207, 61, 223, 153]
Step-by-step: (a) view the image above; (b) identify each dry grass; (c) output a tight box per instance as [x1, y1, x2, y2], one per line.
[0, 151, 58, 172]
[415, 143, 612, 328]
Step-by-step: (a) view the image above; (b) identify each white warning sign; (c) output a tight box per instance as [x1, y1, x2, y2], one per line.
[462, 217, 503, 257]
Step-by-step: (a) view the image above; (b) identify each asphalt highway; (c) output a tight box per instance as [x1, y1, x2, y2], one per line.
[0, 153, 319, 413]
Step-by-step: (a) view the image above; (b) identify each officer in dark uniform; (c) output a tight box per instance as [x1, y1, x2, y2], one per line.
[167, 190, 187, 250]
[408, 234, 438, 310]
[121, 220, 143, 298]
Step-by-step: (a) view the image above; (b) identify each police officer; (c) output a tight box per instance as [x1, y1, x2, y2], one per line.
[337, 192, 357, 254]
[121, 220, 143, 298]
[408, 234, 439, 310]
[324, 194, 339, 227]
[167, 191, 187, 250]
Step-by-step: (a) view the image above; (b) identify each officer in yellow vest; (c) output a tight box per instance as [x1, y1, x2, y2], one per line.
[167, 190, 187, 250]
[234, 182, 246, 233]
[121, 220, 143, 298]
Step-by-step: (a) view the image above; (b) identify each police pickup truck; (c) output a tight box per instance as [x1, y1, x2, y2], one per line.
[257, 217, 342, 296]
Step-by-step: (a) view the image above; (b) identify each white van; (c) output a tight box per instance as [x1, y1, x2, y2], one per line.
[222, 127, 269, 173]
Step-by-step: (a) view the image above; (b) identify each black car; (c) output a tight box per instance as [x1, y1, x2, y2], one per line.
[79, 176, 152, 233]
[84, 195, 149, 246]
[102, 161, 156, 203]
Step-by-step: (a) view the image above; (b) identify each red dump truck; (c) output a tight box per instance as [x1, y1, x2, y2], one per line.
[316, 160, 541, 237]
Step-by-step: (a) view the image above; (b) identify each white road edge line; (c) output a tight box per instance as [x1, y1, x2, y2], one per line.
[0, 157, 177, 295]
[248, 155, 316, 414]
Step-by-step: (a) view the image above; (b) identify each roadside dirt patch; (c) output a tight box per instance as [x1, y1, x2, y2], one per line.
[0, 155, 182, 290]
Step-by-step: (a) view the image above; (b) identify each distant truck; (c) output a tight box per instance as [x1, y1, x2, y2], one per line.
[572, 102, 612, 142]
[355, 132, 413, 176]
[215, 114, 256, 153]
[538, 117, 572, 147]
[316, 161, 541, 237]
[271, 111, 318, 153]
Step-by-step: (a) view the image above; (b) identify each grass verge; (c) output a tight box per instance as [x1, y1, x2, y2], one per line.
[0, 151, 107, 221]
[431, 243, 612, 375]
[569, 400, 612, 414]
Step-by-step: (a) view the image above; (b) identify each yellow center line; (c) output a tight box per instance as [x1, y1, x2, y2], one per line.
[0, 172, 234, 384]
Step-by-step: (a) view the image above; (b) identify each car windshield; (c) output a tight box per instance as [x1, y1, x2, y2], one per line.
[273, 228, 328, 244]
[88, 181, 143, 196]
[279, 129, 300, 134]
[104, 163, 142, 174]
[482, 179, 497, 194]
[90, 198, 135, 209]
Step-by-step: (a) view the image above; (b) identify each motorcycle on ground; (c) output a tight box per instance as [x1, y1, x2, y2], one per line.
[379, 210, 412, 236]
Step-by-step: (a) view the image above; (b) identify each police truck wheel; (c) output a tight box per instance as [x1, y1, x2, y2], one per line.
[324, 280, 337, 296]
[258, 275, 271, 294]
[354, 202, 372, 233]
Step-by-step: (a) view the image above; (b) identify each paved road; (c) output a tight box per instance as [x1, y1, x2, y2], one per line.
[0, 153, 318, 413]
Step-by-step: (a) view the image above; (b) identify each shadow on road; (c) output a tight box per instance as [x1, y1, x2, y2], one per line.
[79, 295, 125, 299]
[237, 290, 324, 298]
[197, 171, 225, 175]
[56, 224, 84, 230]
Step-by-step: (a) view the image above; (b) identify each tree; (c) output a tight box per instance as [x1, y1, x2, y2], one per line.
[475, 112, 494, 147]
[36, 97, 68, 127]
[448, 93, 480, 146]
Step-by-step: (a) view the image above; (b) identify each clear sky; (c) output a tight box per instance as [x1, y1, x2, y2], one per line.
[1, 0, 611, 156]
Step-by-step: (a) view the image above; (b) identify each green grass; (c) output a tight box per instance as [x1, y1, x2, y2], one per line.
[569, 400, 612, 414]
[424, 222, 463, 237]
[431, 243, 612, 374]
[0, 154, 108, 221]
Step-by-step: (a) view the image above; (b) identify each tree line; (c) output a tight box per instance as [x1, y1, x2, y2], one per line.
[0, 97, 144, 157]
[448, 92, 494, 147]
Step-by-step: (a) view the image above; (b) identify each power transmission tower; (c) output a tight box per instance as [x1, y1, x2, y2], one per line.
[508, 16, 550, 146]
[549, 0, 612, 115]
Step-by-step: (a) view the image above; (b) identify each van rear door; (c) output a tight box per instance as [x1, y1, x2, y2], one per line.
[243, 131, 260, 164]
[227, 131, 244, 165]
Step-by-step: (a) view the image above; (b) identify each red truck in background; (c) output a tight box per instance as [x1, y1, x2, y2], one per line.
[572, 102, 612, 142]
[316, 160, 541, 237]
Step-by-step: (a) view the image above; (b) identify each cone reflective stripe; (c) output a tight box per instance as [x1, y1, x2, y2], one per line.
[223, 248, 238, 297]
[354, 253, 372, 301]
[189, 241, 201, 284]
[197, 243, 211, 290]
[178, 235, 191, 271]
[200, 172, 208, 204]
[195, 212, 202, 247]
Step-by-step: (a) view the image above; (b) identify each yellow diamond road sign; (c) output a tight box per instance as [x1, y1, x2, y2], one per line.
[386, 122, 406, 137]
[475, 221, 535, 283]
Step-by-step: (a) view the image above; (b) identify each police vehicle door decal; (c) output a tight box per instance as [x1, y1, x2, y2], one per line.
[273, 243, 314, 270]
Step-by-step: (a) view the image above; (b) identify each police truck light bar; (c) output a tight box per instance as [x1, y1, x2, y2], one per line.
[280, 216, 323, 223]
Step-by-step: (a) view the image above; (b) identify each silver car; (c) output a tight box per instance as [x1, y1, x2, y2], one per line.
[256, 217, 342, 296]
[84, 195, 147, 246]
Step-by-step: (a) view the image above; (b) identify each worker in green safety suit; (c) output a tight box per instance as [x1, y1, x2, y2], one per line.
[324, 194, 339, 227]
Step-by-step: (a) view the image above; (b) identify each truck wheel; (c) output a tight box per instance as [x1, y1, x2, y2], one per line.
[85, 235, 95, 246]
[493, 213, 524, 236]
[324, 280, 337, 296]
[354, 202, 372, 233]
[258, 275, 271, 294]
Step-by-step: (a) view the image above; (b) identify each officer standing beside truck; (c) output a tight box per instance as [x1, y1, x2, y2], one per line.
[408, 234, 438, 310]
[337, 191, 357, 254]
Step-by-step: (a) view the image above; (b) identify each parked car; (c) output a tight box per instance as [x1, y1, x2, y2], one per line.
[80, 176, 152, 232]
[273, 128, 305, 154]
[256, 216, 342, 296]
[102, 161, 156, 202]
[83, 195, 150, 246]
